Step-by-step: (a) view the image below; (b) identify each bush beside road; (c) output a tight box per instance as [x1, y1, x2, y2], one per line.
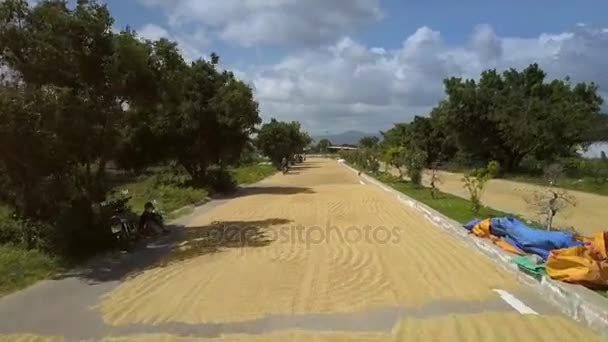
[0, 163, 277, 297]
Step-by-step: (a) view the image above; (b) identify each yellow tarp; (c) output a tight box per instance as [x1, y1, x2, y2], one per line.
[546, 232, 608, 289]
[470, 219, 526, 256]
[470, 219, 608, 288]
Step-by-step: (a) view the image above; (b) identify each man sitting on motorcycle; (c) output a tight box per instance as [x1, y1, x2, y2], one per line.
[139, 202, 169, 236]
[280, 156, 289, 171]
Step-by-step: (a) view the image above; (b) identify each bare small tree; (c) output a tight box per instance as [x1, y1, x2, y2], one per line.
[429, 164, 442, 199]
[525, 163, 577, 231]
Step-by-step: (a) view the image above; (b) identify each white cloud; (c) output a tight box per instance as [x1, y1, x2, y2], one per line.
[469, 24, 503, 63]
[137, 24, 209, 63]
[137, 0, 383, 47]
[138, 24, 171, 41]
[242, 25, 608, 134]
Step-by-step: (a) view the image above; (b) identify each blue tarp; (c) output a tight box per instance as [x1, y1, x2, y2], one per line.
[463, 217, 584, 261]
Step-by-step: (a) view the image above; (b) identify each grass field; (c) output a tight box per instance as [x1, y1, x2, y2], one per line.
[505, 174, 608, 197]
[374, 172, 541, 227]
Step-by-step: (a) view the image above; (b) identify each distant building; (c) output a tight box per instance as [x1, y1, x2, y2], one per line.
[327, 146, 359, 151]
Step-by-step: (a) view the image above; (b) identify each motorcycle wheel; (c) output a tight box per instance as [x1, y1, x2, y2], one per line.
[118, 229, 131, 251]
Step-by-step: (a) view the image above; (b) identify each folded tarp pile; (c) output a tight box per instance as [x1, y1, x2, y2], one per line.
[463, 217, 608, 289]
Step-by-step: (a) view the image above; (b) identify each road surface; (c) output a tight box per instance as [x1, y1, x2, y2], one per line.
[0, 159, 605, 341]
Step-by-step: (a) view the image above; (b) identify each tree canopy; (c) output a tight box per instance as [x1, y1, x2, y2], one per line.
[256, 118, 311, 167]
[0, 0, 266, 255]
[359, 136, 380, 149]
[380, 63, 605, 172]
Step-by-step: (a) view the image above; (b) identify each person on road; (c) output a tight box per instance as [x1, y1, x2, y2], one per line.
[280, 156, 289, 172]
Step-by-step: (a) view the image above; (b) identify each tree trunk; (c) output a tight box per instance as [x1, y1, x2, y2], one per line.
[546, 210, 555, 231]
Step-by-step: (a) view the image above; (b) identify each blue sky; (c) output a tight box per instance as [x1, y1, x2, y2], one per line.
[96, 1, 608, 134]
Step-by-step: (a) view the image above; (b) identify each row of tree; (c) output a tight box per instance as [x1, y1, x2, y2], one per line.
[379, 64, 607, 173]
[0, 0, 310, 256]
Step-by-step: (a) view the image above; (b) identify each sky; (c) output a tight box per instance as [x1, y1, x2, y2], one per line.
[49, 0, 608, 134]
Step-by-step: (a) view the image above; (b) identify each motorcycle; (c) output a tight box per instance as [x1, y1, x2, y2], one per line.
[282, 164, 289, 174]
[106, 196, 138, 251]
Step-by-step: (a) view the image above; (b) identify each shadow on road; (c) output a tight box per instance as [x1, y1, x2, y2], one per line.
[158, 218, 291, 267]
[58, 218, 291, 285]
[214, 186, 315, 199]
[289, 165, 320, 170]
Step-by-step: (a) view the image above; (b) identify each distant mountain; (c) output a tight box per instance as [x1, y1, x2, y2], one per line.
[312, 130, 381, 146]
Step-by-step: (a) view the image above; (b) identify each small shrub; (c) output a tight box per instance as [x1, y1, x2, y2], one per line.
[401, 147, 427, 186]
[205, 168, 237, 193]
[428, 166, 442, 199]
[0, 206, 20, 245]
[54, 199, 113, 259]
[340, 149, 380, 173]
[543, 163, 564, 186]
[462, 161, 500, 215]
[0, 206, 56, 252]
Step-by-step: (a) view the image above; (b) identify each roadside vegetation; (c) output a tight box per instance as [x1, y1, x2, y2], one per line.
[231, 164, 277, 185]
[339, 62, 607, 229]
[0, 1, 309, 296]
[374, 173, 516, 225]
[504, 156, 608, 196]
[370, 64, 608, 197]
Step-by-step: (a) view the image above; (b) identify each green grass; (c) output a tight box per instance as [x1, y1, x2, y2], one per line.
[374, 172, 538, 225]
[504, 174, 608, 197]
[0, 244, 62, 297]
[231, 164, 276, 185]
[111, 164, 277, 218]
[110, 171, 209, 219]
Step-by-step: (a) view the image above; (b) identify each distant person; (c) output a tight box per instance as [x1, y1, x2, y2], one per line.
[280, 156, 288, 170]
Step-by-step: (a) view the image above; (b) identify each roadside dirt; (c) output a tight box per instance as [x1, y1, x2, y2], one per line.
[387, 166, 608, 236]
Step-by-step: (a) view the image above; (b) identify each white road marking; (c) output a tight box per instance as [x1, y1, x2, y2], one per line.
[493, 289, 538, 315]
[359, 180, 365, 185]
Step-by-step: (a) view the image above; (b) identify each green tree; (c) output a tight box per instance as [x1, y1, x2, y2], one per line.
[359, 136, 380, 149]
[0, 0, 124, 209]
[380, 124, 409, 148]
[256, 119, 310, 167]
[437, 64, 603, 171]
[316, 139, 332, 154]
[0, 0, 263, 256]
[380, 146, 402, 174]
[400, 147, 427, 186]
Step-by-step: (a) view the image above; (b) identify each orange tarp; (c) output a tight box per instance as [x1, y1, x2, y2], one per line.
[470, 219, 608, 288]
[546, 232, 608, 289]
